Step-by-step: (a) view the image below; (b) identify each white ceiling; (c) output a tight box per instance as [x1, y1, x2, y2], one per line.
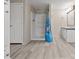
[28, 0, 51, 9]
[28, 0, 74, 9]
[52, 0, 75, 9]
[10, 0, 75, 9]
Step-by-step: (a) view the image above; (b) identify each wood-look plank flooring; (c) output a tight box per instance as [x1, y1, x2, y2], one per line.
[10, 39, 75, 59]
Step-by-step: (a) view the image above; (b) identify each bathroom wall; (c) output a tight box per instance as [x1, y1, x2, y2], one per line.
[23, 0, 31, 45]
[50, 9, 67, 39]
[50, 1, 75, 40]
[31, 8, 48, 40]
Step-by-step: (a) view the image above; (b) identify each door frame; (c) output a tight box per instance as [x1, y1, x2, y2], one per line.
[4, 0, 10, 59]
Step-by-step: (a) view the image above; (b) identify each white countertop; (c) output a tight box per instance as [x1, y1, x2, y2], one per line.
[61, 27, 75, 30]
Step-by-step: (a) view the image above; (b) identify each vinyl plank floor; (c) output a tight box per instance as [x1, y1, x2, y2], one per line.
[10, 40, 75, 59]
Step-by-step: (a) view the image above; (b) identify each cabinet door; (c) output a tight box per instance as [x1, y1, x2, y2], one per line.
[67, 30, 75, 42]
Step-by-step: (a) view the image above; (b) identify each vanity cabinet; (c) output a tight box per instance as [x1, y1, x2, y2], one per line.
[67, 30, 75, 42]
[61, 27, 75, 43]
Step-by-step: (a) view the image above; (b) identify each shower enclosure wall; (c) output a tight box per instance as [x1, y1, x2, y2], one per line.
[31, 9, 49, 40]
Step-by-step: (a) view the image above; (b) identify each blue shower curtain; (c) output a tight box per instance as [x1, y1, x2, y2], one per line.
[45, 16, 53, 43]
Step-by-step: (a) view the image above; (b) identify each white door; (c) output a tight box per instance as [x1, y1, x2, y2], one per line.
[10, 3, 23, 43]
[4, 0, 10, 59]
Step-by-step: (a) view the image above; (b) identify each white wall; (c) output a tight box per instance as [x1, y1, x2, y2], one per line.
[50, 1, 75, 39]
[50, 9, 67, 39]
[23, 0, 31, 45]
